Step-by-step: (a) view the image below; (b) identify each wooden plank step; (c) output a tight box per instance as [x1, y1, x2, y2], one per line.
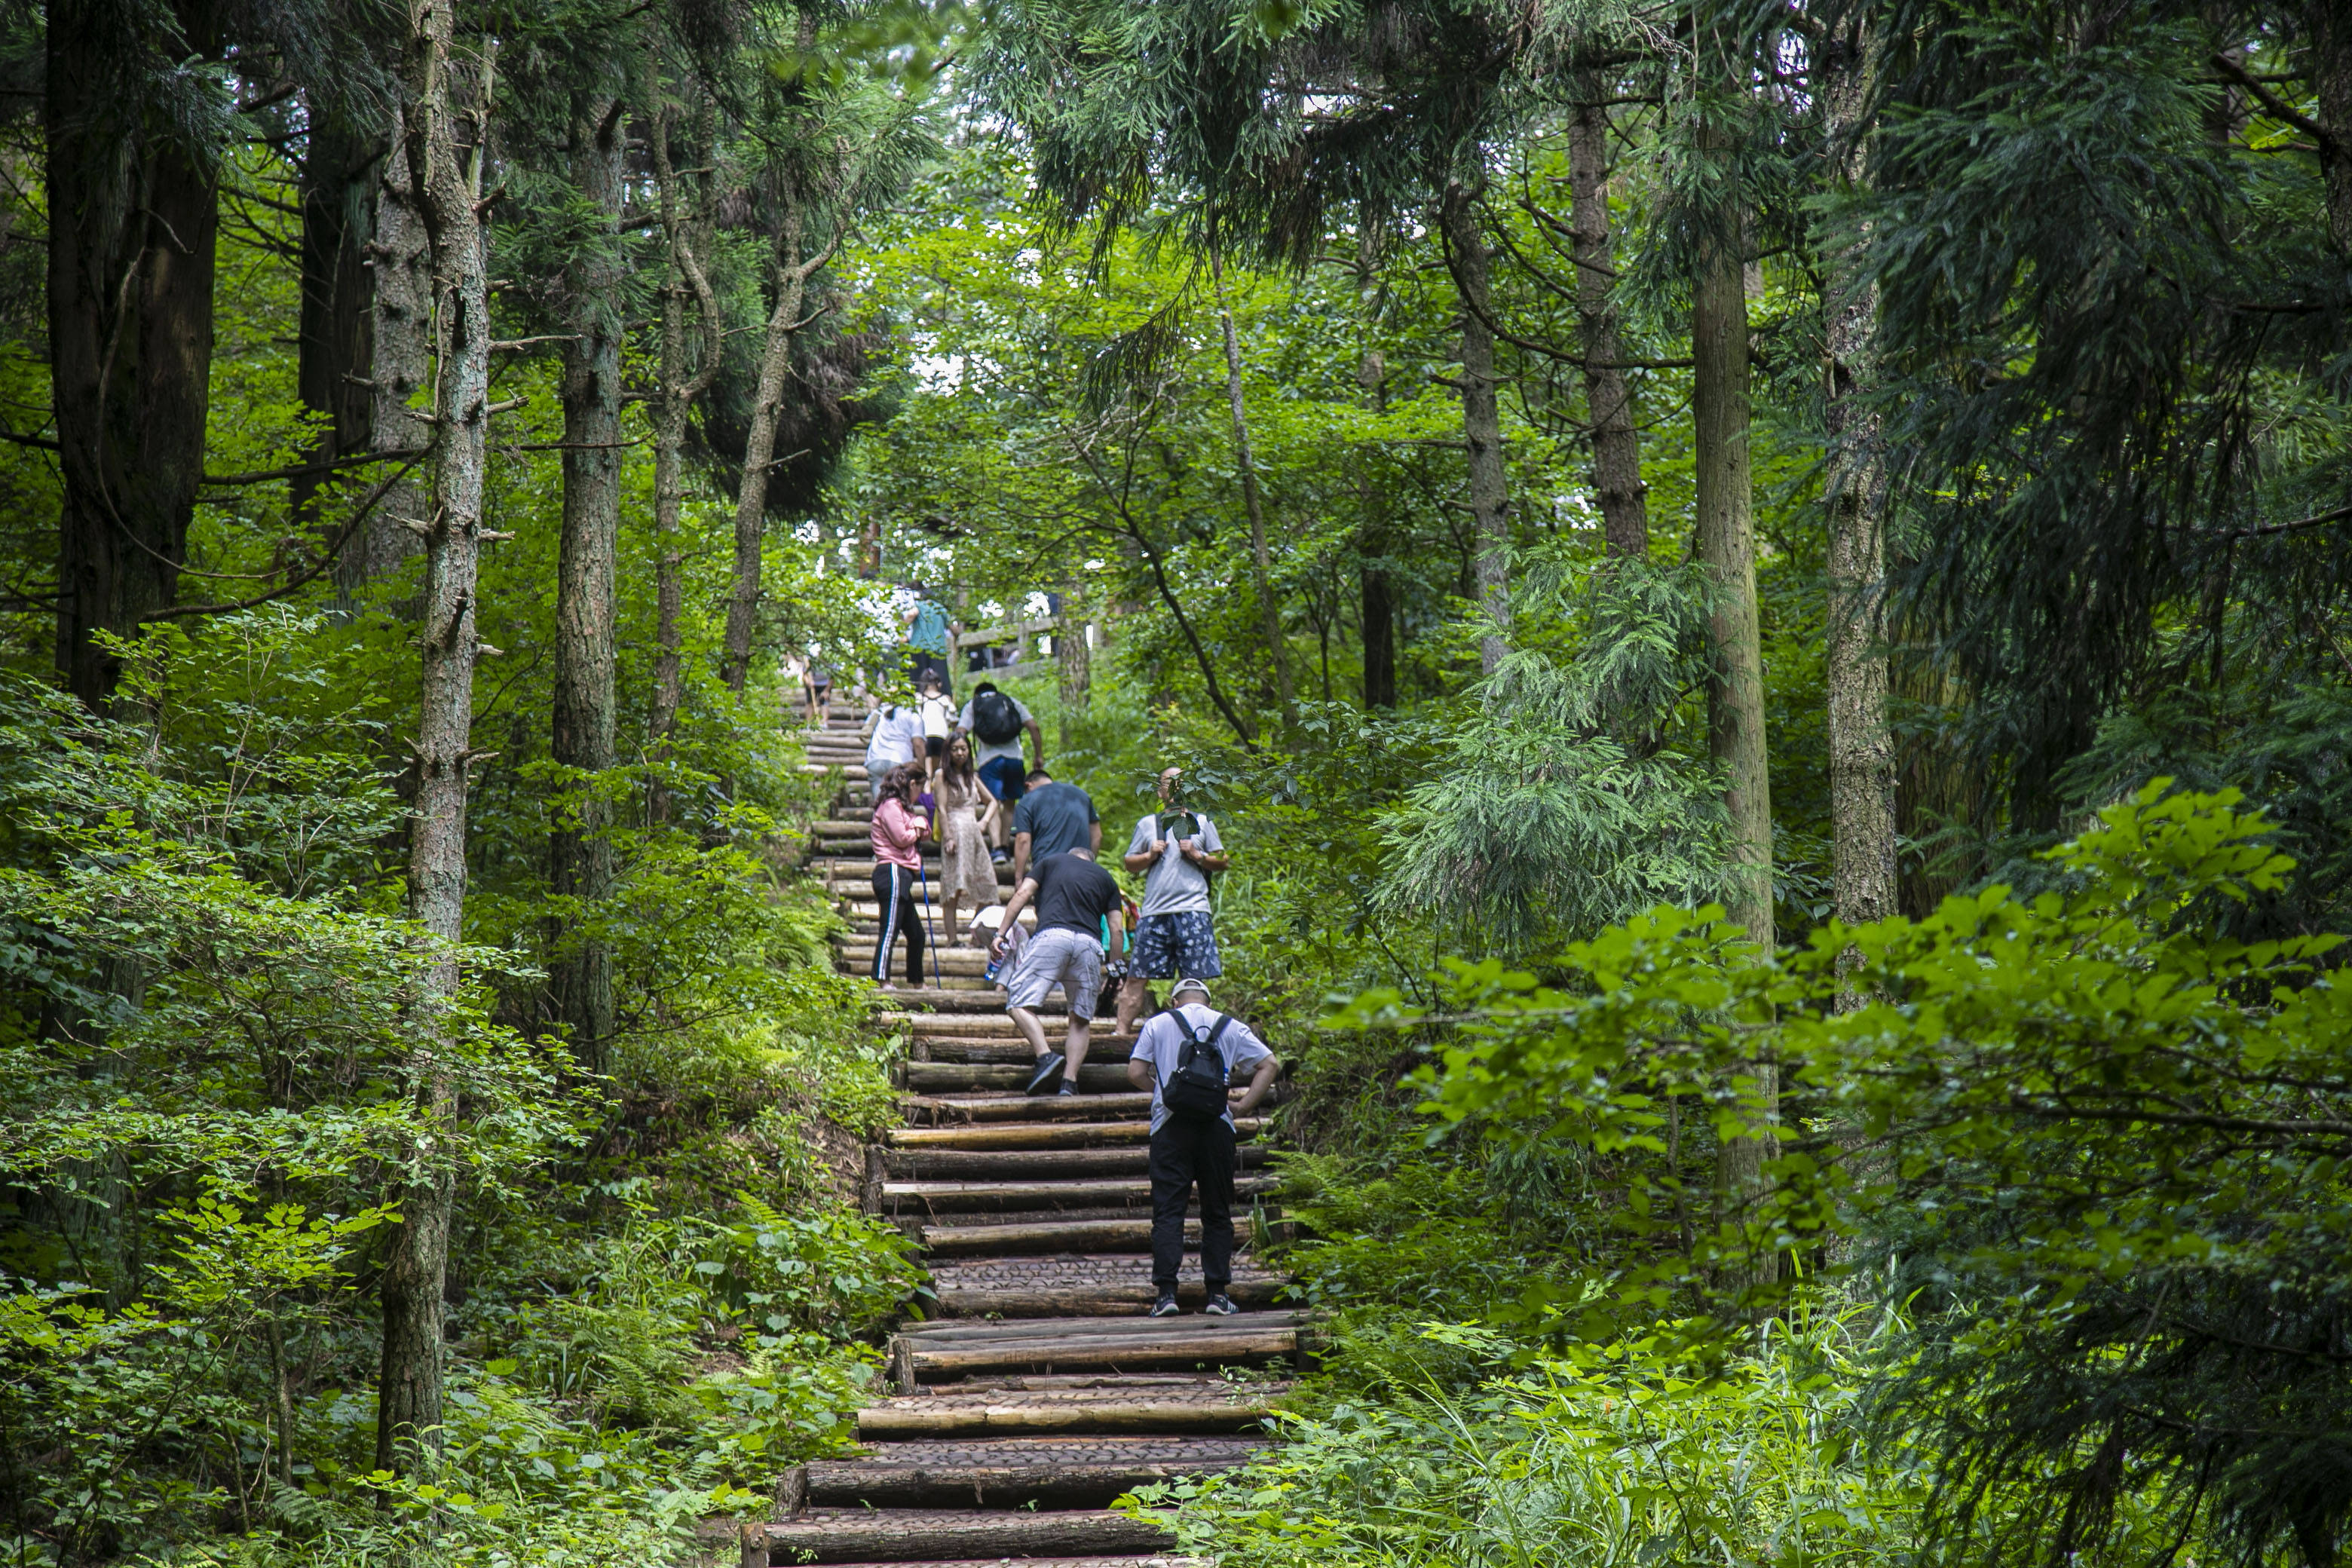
[884, 1174, 1277, 1212]
[888, 1117, 1263, 1150]
[838, 945, 994, 974]
[918, 1217, 1197, 1256]
[900, 1092, 1154, 1123]
[877, 994, 1061, 1017]
[750, 1508, 1171, 1564]
[844, 972, 997, 993]
[825, 859, 1018, 884]
[885, 1144, 1269, 1178]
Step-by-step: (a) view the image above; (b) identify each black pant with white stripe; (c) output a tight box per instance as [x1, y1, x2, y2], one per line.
[870, 863, 924, 985]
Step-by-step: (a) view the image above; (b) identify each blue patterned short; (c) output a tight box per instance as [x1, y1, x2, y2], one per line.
[1129, 911, 1222, 979]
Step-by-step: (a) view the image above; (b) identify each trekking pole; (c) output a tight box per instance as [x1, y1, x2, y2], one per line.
[916, 860, 945, 989]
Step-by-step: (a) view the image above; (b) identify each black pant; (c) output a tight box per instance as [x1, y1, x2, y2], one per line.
[1149, 1116, 1236, 1293]
[871, 863, 924, 985]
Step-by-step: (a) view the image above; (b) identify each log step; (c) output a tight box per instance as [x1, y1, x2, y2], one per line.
[927, 1279, 1288, 1318]
[918, 1217, 1201, 1256]
[906, 1328, 1296, 1381]
[750, 1508, 1171, 1564]
[838, 945, 995, 974]
[803, 1435, 1263, 1508]
[858, 1379, 1287, 1438]
[906, 1064, 1136, 1094]
[899, 1311, 1302, 1343]
[877, 994, 1064, 1017]
[884, 1175, 1277, 1214]
[901, 1092, 1156, 1124]
[885, 1144, 1269, 1178]
[888, 1116, 1263, 1150]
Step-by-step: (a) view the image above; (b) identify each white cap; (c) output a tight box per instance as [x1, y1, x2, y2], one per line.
[1171, 978, 1211, 1005]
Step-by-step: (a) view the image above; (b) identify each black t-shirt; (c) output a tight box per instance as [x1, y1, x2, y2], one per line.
[1031, 852, 1120, 937]
[1012, 781, 1098, 864]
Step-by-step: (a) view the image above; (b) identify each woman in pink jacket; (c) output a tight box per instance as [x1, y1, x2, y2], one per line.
[868, 762, 930, 987]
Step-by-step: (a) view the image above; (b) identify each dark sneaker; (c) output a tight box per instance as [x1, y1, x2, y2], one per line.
[990, 847, 1009, 864]
[1202, 1294, 1239, 1316]
[1147, 1294, 1182, 1318]
[1024, 1052, 1065, 1095]
[1057, 1081, 1077, 1095]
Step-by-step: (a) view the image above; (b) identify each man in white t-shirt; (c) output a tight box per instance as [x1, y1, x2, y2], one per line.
[1116, 765, 1228, 1035]
[1125, 979, 1278, 1317]
[861, 701, 924, 796]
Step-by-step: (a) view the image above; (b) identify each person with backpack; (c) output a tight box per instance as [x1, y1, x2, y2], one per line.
[957, 681, 1043, 856]
[991, 847, 1125, 1095]
[1125, 979, 1279, 1316]
[914, 672, 956, 782]
[1115, 765, 1228, 1037]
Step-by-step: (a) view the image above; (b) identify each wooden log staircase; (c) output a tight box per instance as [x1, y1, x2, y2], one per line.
[737, 709, 1294, 1568]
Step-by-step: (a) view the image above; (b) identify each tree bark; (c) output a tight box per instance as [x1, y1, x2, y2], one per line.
[294, 118, 378, 528]
[646, 74, 721, 821]
[1208, 241, 1293, 724]
[47, 0, 222, 706]
[1439, 185, 1511, 674]
[378, 0, 494, 1475]
[550, 95, 625, 1081]
[1820, 29, 1897, 968]
[349, 110, 434, 594]
[1055, 590, 1090, 748]
[2307, 1, 2352, 257]
[721, 204, 825, 693]
[1692, 108, 1776, 1266]
[1566, 78, 1648, 559]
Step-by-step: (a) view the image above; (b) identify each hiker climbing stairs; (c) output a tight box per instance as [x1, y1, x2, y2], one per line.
[739, 710, 1295, 1567]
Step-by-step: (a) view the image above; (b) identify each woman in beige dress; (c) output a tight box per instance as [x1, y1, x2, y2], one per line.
[934, 734, 1003, 942]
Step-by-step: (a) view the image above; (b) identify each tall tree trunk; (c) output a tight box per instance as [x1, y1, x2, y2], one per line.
[2307, 1, 2352, 257]
[722, 204, 829, 692]
[351, 111, 433, 593]
[646, 75, 721, 822]
[1208, 240, 1293, 724]
[378, 1, 494, 1475]
[1566, 76, 1648, 559]
[1693, 105, 1776, 1273]
[47, 0, 222, 706]
[1439, 184, 1511, 674]
[294, 119, 378, 526]
[1820, 28, 1896, 969]
[550, 96, 625, 1081]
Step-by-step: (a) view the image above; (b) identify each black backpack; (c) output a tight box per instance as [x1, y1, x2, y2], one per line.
[971, 689, 1022, 746]
[1160, 1011, 1236, 1121]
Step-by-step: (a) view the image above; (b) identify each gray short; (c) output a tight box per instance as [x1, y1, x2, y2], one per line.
[1005, 926, 1106, 1020]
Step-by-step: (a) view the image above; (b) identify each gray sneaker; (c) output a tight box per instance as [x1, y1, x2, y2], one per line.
[1024, 1052, 1065, 1095]
[1202, 1294, 1239, 1315]
[1147, 1294, 1182, 1318]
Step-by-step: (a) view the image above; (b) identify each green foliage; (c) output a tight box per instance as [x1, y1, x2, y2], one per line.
[1141, 1308, 1928, 1568]
[1352, 786, 2352, 1566]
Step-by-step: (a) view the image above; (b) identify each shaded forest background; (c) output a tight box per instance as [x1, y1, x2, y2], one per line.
[0, 0, 2347, 1565]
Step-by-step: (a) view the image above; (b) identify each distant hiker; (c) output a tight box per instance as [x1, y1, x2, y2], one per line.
[1010, 767, 1100, 886]
[902, 586, 955, 693]
[992, 847, 1124, 1095]
[934, 734, 1003, 945]
[803, 654, 833, 725]
[957, 681, 1043, 856]
[915, 672, 956, 781]
[1126, 978, 1278, 1316]
[1116, 766, 1229, 1037]
[861, 699, 923, 798]
[868, 762, 931, 989]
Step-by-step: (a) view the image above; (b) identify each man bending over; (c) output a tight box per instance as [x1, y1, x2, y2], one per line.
[993, 847, 1124, 1095]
